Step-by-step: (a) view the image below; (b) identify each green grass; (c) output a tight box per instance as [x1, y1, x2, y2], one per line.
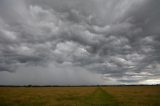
[81, 87, 118, 106]
[0, 86, 159, 106]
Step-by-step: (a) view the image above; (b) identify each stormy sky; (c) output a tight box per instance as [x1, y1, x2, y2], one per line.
[0, 0, 160, 85]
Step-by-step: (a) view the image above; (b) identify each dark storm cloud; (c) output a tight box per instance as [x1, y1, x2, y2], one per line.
[0, 0, 160, 84]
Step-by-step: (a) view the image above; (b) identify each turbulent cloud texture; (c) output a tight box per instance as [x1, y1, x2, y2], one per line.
[0, 0, 160, 85]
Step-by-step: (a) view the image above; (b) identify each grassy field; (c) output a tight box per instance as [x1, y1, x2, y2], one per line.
[0, 86, 160, 106]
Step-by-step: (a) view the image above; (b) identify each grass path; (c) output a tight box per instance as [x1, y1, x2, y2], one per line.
[79, 87, 118, 106]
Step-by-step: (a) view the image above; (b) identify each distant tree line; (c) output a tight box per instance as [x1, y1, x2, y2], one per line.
[0, 84, 160, 87]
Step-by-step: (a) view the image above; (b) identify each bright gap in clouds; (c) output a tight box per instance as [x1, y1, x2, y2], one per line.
[0, 0, 160, 85]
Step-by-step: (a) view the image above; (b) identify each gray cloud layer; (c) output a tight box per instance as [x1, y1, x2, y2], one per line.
[0, 0, 160, 84]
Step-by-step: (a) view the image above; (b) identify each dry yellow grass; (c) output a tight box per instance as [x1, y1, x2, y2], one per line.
[0, 86, 159, 106]
[103, 86, 160, 106]
[0, 87, 95, 106]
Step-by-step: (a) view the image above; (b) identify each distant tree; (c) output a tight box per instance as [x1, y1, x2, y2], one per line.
[27, 85, 32, 87]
